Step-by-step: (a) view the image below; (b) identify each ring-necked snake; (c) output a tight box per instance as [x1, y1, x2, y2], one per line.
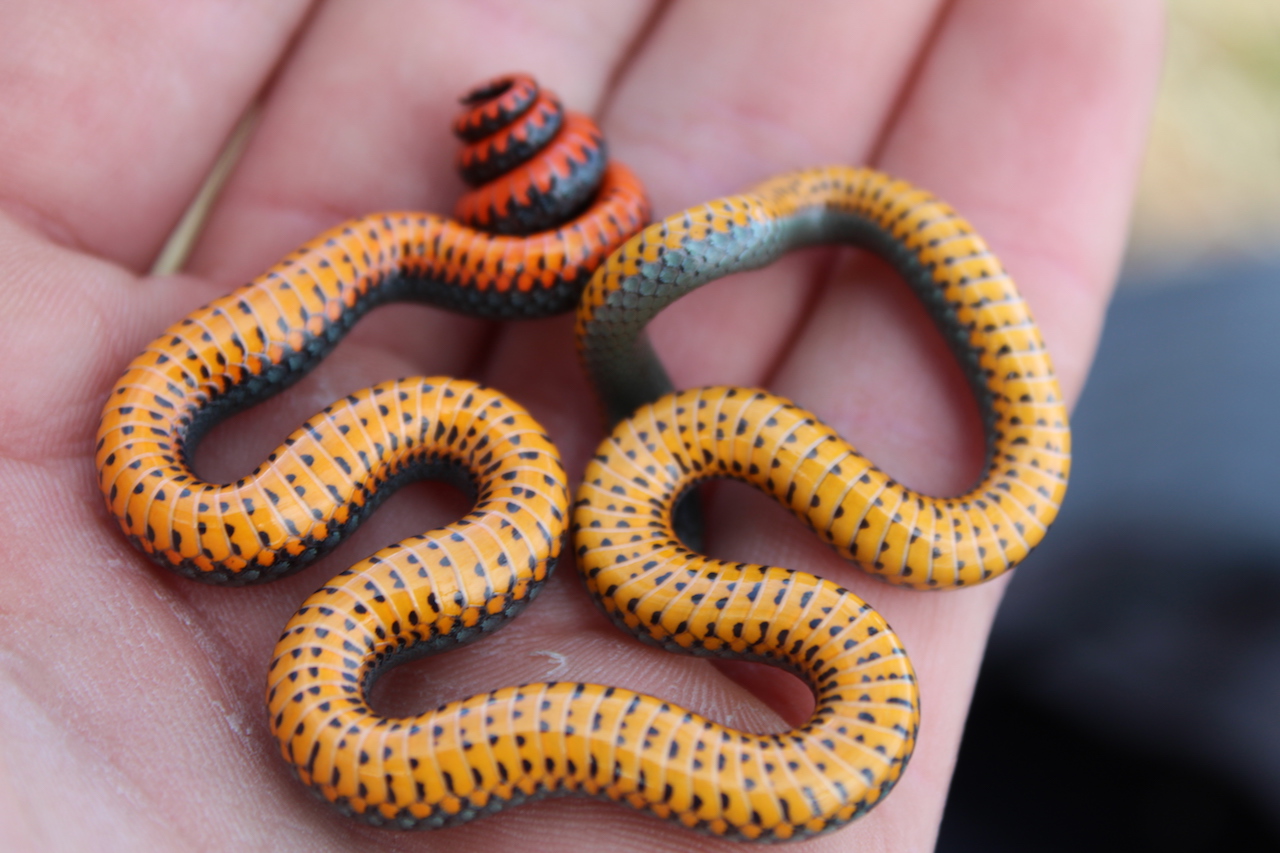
[96, 75, 1070, 841]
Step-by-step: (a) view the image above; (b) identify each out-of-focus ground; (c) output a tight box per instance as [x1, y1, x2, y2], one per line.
[1124, 0, 1280, 279]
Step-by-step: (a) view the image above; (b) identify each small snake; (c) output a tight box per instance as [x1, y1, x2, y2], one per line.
[97, 72, 1068, 840]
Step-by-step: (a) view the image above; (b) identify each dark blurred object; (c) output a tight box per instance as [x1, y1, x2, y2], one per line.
[938, 259, 1280, 851]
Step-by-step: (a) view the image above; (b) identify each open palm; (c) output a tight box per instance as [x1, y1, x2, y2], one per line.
[0, 2, 1161, 851]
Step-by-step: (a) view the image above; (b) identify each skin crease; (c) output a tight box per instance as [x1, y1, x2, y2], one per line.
[0, 0, 1162, 850]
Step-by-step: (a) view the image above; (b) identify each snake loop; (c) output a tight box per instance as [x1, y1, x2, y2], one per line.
[95, 74, 648, 584]
[571, 388, 917, 840]
[576, 165, 1071, 589]
[266, 379, 575, 826]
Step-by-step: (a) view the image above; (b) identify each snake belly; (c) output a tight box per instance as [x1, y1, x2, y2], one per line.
[558, 166, 1071, 839]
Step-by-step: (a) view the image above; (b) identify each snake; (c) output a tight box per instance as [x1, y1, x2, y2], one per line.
[96, 70, 1069, 841]
[561, 166, 1070, 837]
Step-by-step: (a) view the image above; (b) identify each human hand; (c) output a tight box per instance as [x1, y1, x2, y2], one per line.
[0, 2, 1161, 850]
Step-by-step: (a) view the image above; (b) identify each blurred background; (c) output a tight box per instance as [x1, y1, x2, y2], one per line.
[937, 1, 1280, 849]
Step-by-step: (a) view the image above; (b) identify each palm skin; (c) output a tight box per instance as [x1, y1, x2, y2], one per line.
[0, 2, 1162, 851]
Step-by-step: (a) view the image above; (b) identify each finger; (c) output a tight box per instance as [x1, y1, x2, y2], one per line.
[0, 0, 312, 269]
[485, 0, 945, 469]
[0, 214, 246, 461]
[186, 0, 658, 284]
[593, 0, 946, 395]
[711, 0, 1164, 847]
